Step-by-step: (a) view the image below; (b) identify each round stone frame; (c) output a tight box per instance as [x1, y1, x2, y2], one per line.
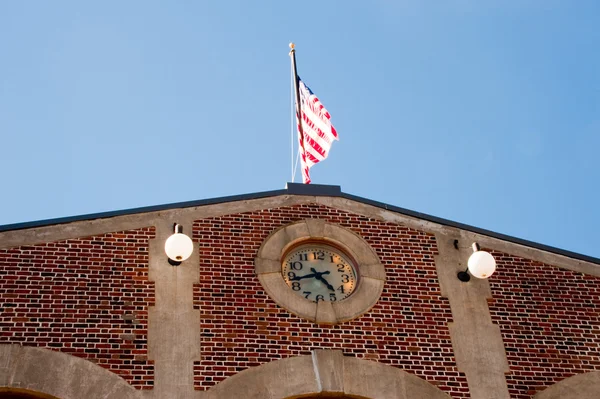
[255, 219, 385, 324]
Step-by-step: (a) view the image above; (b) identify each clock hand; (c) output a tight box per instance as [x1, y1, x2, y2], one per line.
[290, 273, 316, 281]
[316, 275, 335, 292]
[290, 269, 331, 282]
[310, 268, 335, 291]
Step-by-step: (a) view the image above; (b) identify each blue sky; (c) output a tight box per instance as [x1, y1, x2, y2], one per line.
[1, 1, 598, 258]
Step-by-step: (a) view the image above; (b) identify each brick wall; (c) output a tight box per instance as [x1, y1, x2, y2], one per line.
[192, 204, 468, 397]
[489, 251, 600, 398]
[0, 227, 156, 389]
[2, 205, 597, 397]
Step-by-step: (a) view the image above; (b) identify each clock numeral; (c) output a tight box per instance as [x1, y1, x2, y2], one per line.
[330, 255, 335, 262]
[341, 274, 350, 283]
[337, 285, 345, 294]
[292, 282, 301, 291]
[288, 271, 296, 280]
[303, 291, 311, 299]
[315, 294, 324, 302]
[337, 264, 345, 272]
[313, 251, 325, 260]
[329, 293, 337, 301]
[289, 261, 303, 270]
[298, 253, 308, 261]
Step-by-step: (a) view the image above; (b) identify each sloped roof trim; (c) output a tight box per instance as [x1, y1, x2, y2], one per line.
[0, 182, 598, 265]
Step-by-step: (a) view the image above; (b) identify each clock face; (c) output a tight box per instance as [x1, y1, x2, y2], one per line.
[282, 243, 358, 303]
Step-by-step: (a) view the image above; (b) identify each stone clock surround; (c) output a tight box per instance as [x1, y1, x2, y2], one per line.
[254, 219, 386, 324]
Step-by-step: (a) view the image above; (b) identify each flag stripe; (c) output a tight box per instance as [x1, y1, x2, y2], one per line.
[296, 78, 338, 184]
[302, 113, 335, 148]
[301, 118, 328, 157]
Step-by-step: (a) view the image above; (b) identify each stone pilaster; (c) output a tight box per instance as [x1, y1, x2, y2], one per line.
[145, 220, 202, 398]
[435, 234, 510, 399]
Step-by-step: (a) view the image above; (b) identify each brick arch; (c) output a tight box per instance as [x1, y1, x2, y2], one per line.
[0, 345, 141, 399]
[208, 350, 451, 399]
[533, 371, 600, 399]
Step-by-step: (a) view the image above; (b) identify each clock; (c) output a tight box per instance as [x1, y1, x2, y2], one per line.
[282, 243, 358, 303]
[255, 219, 385, 324]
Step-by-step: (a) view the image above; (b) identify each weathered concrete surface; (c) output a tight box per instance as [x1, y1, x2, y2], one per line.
[312, 350, 345, 394]
[0, 344, 141, 399]
[205, 354, 318, 399]
[145, 220, 201, 399]
[207, 350, 451, 399]
[534, 371, 600, 399]
[344, 356, 452, 399]
[435, 234, 510, 399]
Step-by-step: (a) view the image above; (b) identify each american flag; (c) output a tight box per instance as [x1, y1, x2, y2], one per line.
[296, 77, 339, 184]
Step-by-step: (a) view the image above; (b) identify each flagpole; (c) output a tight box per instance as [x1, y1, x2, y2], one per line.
[289, 42, 309, 184]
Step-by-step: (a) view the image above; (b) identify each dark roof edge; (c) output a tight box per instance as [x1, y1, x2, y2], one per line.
[340, 192, 600, 265]
[0, 187, 289, 233]
[1, 182, 598, 265]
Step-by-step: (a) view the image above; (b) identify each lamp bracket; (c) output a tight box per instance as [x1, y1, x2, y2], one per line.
[457, 269, 471, 282]
[168, 258, 182, 266]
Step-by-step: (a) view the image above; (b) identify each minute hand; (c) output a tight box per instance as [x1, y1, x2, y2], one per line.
[311, 268, 335, 291]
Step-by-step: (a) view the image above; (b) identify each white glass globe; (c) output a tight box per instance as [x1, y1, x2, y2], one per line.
[467, 250, 496, 279]
[164, 233, 194, 262]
